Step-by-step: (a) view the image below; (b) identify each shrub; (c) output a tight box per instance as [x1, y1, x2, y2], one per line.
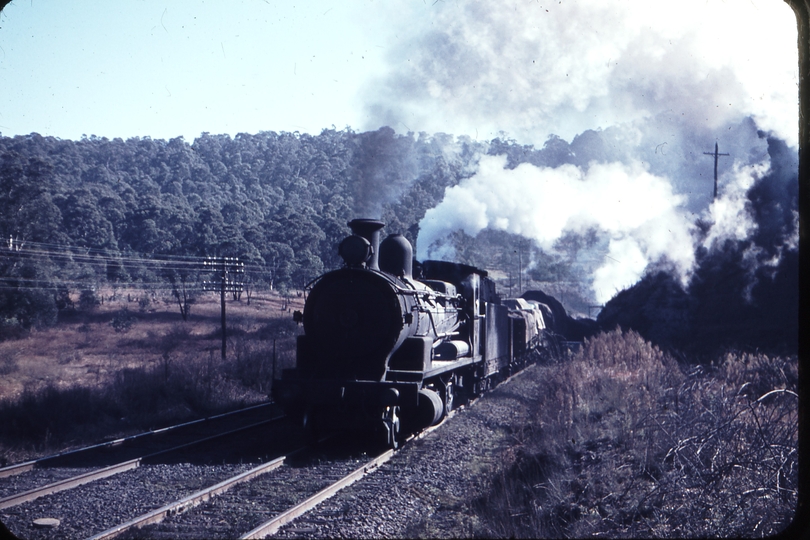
[0, 385, 120, 448]
[110, 309, 136, 333]
[79, 289, 97, 311]
[0, 317, 27, 341]
[716, 351, 798, 400]
[255, 318, 299, 340]
[0, 288, 58, 329]
[473, 329, 798, 538]
[229, 336, 296, 393]
[157, 325, 192, 354]
[57, 351, 82, 365]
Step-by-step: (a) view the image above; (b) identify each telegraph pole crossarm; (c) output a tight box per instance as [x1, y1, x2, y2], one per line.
[202, 257, 245, 359]
[703, 142, 730, 200]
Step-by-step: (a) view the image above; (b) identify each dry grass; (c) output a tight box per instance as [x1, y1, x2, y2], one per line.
[0, 288, 303, 463]
[473, 329, 798, 538]
[0, 288, 302, 401]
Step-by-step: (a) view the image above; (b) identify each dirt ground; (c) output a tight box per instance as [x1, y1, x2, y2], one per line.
[0, 288, 305, 403]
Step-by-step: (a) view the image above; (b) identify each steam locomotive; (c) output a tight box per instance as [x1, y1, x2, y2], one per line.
[272, 219, 556, 448]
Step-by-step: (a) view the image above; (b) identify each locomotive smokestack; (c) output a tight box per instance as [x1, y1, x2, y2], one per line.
[348, 218, 385, 271]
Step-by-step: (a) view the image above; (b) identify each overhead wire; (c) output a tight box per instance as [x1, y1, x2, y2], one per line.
[1, 242, 269, 270]
[0, 239, 274, 294]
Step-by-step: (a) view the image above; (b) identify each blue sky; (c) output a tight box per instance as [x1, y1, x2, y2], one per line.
[0, 0, 798, 146]
[0, 1, 399, 140]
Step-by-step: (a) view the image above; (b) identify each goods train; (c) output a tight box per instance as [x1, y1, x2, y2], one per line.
[272, 219, 557, 448]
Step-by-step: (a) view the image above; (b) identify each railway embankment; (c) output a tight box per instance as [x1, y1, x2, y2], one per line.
[0, 289, 303, 466]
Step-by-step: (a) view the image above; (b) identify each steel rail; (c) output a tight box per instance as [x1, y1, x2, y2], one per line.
[236, 356, 527, 538]
[0, 462, 35, 479]
[238, 372, 515, 539]
[0, 458, 141, 511]
[240, 449, 396, 539]
[0, 402, 274, 479]
[86, 455, 288, 540]
[0, 416, 283, 510]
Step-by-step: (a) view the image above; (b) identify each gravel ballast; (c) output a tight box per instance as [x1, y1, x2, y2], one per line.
[270, 364, 544, 539]
[0, 463, 255, 539]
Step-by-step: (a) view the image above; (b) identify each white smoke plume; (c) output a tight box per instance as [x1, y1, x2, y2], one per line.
[418, 155, 695, 304]
[701, 160, 768, 251]
[365, 0, 797, 306]
[364, 0, 797, 149]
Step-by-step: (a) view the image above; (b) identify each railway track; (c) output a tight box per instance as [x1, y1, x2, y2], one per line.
[110, 407, 462, 539]
[1, 371, 521, 539]
[1, 439, 392, 539]
[1, 410, 453, 539]
[0, 403, 300, 539]
[0, 414, 286, 511]
[96, 445, 395, 539]
[0, 402, 279, 479]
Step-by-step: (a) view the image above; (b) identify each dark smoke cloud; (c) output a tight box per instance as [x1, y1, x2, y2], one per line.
[598, 134, 798, 356]
[350, 127, 419, 218]
[746, 135, 800, 260]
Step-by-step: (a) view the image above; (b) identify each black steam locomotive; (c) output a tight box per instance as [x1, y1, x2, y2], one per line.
[273, 219, 555, 448]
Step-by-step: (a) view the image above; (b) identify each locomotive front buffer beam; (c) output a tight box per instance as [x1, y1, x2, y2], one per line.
[275, 377, 446, 446]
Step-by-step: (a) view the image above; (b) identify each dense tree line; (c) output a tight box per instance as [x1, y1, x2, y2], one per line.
[2, 126, 796, 357]
[2, 127, 563, 331]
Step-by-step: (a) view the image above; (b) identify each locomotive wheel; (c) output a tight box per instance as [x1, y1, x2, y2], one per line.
[443, 382, 454, 418]
[382, 406, 401, 449]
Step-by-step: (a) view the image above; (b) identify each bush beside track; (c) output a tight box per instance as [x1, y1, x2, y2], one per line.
[471, 329, 798, 538]
[0, 301, 300, 465]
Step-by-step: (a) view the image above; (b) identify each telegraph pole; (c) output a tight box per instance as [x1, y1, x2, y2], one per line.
[202, 257, 244, 359]
[703, 142, 730, 200]
[517, 242, 523, 297]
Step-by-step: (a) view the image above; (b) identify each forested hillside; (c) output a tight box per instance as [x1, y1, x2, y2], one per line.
[2, 126, 797, 358]
[0, 127, 572, 331]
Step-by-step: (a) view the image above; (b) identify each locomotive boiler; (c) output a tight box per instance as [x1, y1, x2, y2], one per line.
[272, 218, 552, 448]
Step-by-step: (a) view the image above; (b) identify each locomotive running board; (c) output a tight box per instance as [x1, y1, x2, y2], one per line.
[422, 356, 478, 379]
